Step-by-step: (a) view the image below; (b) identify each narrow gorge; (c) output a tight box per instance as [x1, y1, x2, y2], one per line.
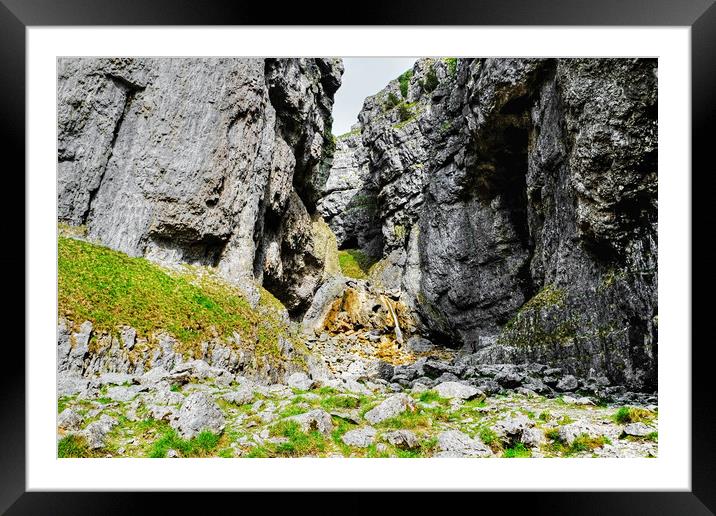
[56, 57, 658, 459]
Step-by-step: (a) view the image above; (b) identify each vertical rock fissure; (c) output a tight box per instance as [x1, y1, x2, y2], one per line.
[81, 78, 143, 225]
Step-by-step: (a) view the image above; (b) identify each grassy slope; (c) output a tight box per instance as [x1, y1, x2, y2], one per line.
[58, 236, 283, 349]
[337, 249, 378, 280]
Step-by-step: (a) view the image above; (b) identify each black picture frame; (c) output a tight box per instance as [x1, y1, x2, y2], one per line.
[2, 0, 712, 513]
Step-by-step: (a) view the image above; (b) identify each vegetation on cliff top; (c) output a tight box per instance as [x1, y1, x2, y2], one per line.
[58, 235, 286, 347]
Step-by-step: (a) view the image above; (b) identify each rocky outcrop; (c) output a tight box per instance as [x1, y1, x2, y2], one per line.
[57, 317, 304, 388]
[57, 57, 342, 315]
[316, 129, 382, 256]
[317, 58, 657, 391]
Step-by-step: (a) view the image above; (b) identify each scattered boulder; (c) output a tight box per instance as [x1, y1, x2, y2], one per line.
[341, 426, 377, 447]
[520, 428, 546, 448]
[433, 382, 485, 401]
[364, 394, 416, 424]
[106, 385, 140, 402]
[557, 420, 603, 445]
[623, 422, 654, 437]
[436, 430, 491, 457]
[556, 375, 579, 392]
[289, 409, 335, 435]
[493, 414, 531, 440]
[287, 372, 315, 391]
[223, 388, 255, 406]
[383, 430, 419, 450]
[83, 415, 117, 449]
[494, 370, 525, 389]
[172, 392, 225, 439]
[57, 408, 83, 431]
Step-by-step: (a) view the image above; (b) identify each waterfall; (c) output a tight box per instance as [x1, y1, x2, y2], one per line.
[382, 295, 404, 346]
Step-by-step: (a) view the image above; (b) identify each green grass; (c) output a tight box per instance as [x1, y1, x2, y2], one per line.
[58, 434, 95, 458]
[568, 434, 611, 455]
[147, 428, 221, 458]
[58, 396, 73, 414]
[268, 420, 327, 457]
[479, 427, 499, 446]
[416, 390, 447, 404]
[279, 405, 310, 418]
[338, 249, 378, 279]
[503, 443, 531, 458]
[320, 394, 363, 411]
[613, 406, 654, 424]
[58, 236, 288, 352]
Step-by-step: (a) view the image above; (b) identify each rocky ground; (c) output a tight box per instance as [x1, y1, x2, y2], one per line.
[58, 339, 658, 458]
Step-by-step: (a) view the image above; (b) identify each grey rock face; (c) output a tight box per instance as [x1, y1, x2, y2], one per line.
[364, 393, 416, 424]
[317, 130, 381, 255]
[173, 392, 225, 439]
[58, 58, 342, 315]
[436, 430, 492, 458]
[341, 426, 377, 448]
[406, 336, 434, 353]
[315, 58, 657, 391]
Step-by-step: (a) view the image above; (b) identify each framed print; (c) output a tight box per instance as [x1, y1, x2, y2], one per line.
[2, 0, 713, 513]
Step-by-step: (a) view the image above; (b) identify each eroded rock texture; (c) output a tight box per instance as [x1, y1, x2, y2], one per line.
[57, 57, 343, 315]
[319, 58, 657, 390]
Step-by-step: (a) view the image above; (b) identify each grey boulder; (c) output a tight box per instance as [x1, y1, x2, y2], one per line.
[341, 426, 377, 448]
[364, 394, 416, 424]
[433, 381, 484, 401]
[436, 430, 492, 458]
[172, 392, 225, 439]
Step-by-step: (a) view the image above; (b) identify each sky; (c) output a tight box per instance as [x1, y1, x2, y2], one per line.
[331, 58, 417, 136]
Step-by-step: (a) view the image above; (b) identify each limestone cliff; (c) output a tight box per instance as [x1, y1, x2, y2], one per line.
[58, 57, 343, 315]
[318, 58, 657, 390]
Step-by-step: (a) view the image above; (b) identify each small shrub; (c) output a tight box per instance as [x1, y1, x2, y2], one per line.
[398, 69, 413, 98]
[417, 390, 445, 404]
[479, 427, 499, 446]
[443, 57, 458, 76]
[614, 406, 654, 424]
[384, 92, 401, 110]
[397, 103, 413, 122]
[568, 434, 610, 455]
[420, 66, 439, 93]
